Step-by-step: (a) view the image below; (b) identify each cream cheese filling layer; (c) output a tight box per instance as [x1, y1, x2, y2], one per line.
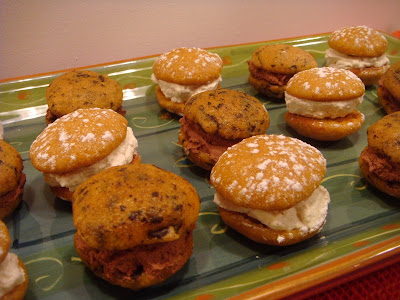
[285, 92, 364, 119]
[214, 185, 330, 232]
[325, 48, 390, 69]
[0, 253, 25, 297]
[45, 127, 138, 192]
[151, 73, 221, 103]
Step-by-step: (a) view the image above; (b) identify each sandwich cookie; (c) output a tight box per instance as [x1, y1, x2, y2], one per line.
[179, 88, 270, 170]
[46, 70, 125, 123]
[0, 140, 26, 220]
[359, 112, 400, 198]
[284, 67, 365, 141]
[378, 61, 400, 114]
[0, 220, 29, 299]
[325, 25, 390, 85]
[247, 44, 318, 98]
[151, 47, 223, 116]
[73, 164, 200, 290]
[210, 134, 329, 246]
[30, 108, 140, 202]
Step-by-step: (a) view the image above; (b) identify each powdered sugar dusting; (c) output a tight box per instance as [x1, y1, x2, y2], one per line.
[287, 67, 364, 98]
[153, 47, 223, 82]
[30, 108, 126, 173]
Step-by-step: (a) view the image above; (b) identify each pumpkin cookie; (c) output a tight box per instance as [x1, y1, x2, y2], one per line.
[248, 44, 318, 98]
[0, 220, 29, 300]
[30, 108, 140, 202]
[378, 61, 400, 114]
[0, 140, 26, 219]
[359, 112, 400, 198]
[210, 134, 329, 246]
[151, 47, 223, 115]
[73, 164, 200, 290]
[179, 88, 270, 170]
[284, 67, 365, 141]
[325, 25, 390, 85]
[46, 70, 125, 123]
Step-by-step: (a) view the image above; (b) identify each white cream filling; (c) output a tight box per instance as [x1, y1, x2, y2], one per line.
[46, 127, 138, 192]
[0, 253, 25, 297]
[325, 48, 389, 69]
[285, 92, 363, 119]
[214, 185, 330, 232]
[151, 73, 221, 103]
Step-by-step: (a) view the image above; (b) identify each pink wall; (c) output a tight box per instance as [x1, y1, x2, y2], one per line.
[1, 0, 399, 80]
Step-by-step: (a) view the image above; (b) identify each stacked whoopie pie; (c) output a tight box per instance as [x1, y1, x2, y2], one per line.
[30, 108, 140, 202]
[0, 140, 26, 220]
[378, 61, 400, 114]
[210, 135, 330, 246]
[284, 67, 365, 141]
[151, 47, 223, 116]
[247, 44, 318, 99]
[0, 220, 28, 299]
[325, 25, 390, 86]
[359, 112, 400, 198]
[179, 88, 270, 170]
[72, 164, 200, 290]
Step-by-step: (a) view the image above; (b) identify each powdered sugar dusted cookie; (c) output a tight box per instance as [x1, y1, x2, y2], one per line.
[151, 47, 223, 115]
[210, 134, 330, 246]
[284, 67, 365, 141]
[0, 220, 29, 299]
[30, 108, 140, 201]
[325, 25, 390, 85]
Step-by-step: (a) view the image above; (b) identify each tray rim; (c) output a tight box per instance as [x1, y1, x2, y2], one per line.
[1, 31, 398, 85]
[1, 31, 400, 299]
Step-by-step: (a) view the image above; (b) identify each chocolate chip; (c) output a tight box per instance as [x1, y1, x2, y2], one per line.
[152, 191, 159, 197]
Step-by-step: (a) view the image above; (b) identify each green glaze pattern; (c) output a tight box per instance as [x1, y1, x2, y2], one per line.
[1, 33, 400, 300]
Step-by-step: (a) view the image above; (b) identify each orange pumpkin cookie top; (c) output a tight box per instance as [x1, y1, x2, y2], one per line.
[210, 134, 326, 211]
[286, 67, 365, 101]
[30, 108, 127, 174]
[250, 44, 318, 74]
[328, 25, 388, 57]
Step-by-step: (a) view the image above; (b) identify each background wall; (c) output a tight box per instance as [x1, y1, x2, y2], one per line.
[1, 0, 399, 81]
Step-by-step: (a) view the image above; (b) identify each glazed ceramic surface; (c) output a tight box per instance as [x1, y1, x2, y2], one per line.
[1, 33, 400, 299]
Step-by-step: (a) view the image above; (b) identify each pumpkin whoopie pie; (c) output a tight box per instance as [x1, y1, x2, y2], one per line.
[0, 220, 29, 300]
[247, 44, 318, 99]
[284, 67, 365, 141]
[0, 140, 26, 220]
[46, 69, 125, 124]
[73, 164, 200, 290]
[210, 134, 330, 246]
[359, 112, 400, 198]
[179, 88, 270, 170]
[30, 108, 140, 202]
[151, 47, 223, 116]
[325, 25, 390, 86]
[378, 61, 400, 114]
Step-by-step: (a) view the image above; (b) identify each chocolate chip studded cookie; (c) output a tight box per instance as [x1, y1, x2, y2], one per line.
[248, 44, 318, 98]
[179, 88, 270, 170]
[0, 140, 26, 219]
[46, 70, 125, 123]
[73, 164, 200, 290]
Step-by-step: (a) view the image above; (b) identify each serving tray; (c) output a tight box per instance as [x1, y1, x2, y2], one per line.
[1, 33, 400, 299]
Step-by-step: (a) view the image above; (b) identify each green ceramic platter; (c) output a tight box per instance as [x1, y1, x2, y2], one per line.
[1, 33, 400, 300]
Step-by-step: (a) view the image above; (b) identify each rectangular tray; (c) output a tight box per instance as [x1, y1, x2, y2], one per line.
[1, 32, 400, 299]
